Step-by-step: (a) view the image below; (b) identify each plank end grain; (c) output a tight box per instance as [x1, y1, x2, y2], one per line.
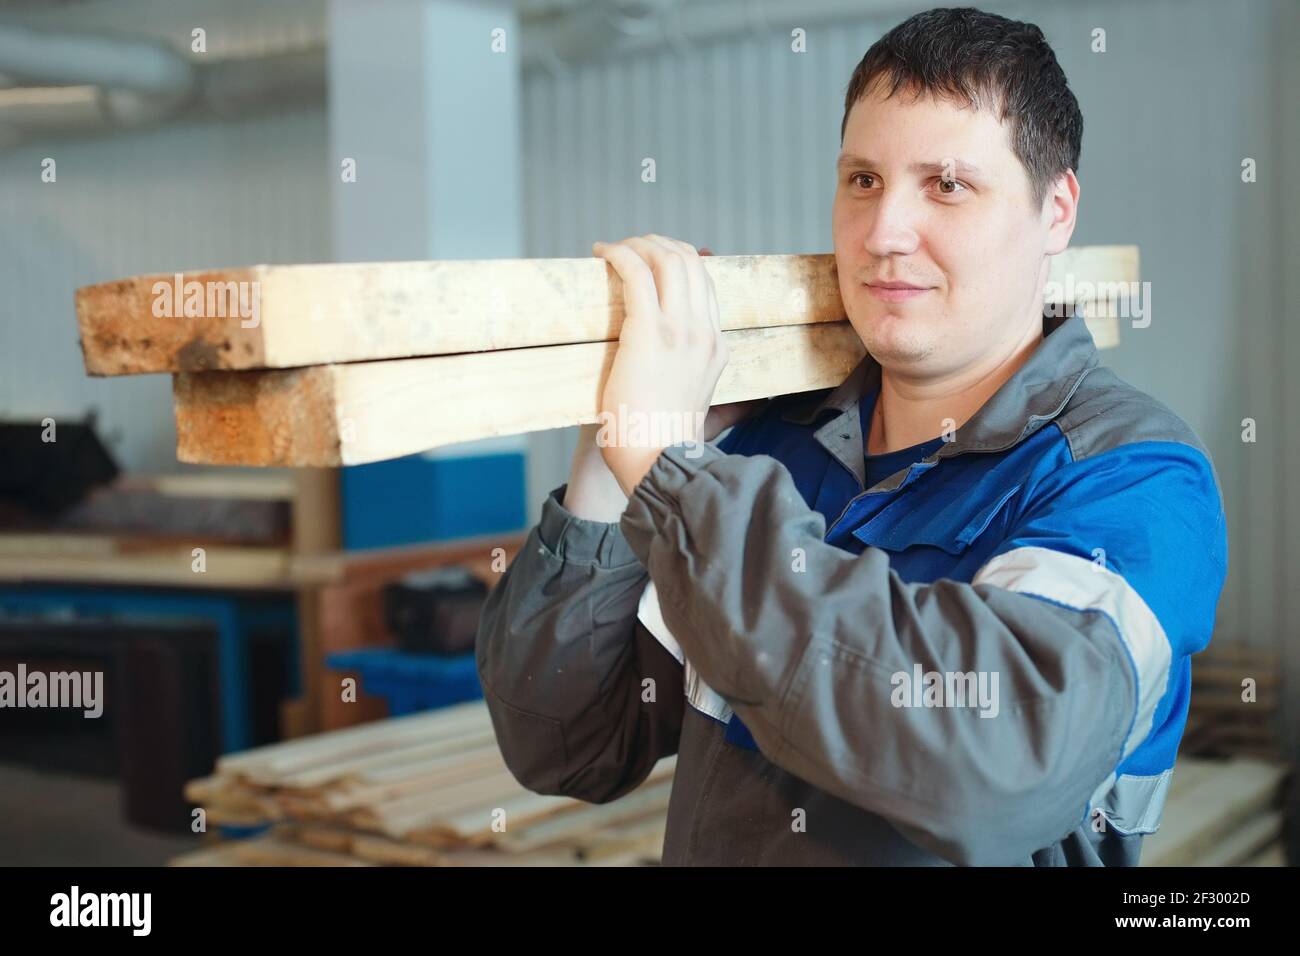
[174, 367, 342, 467]
[76, 267, 268, 376]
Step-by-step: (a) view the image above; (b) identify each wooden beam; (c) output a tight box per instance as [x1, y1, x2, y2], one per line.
[173, 321, 868, 466]
[172, 307, 1123, 468]
[77, 254, 841, 375]
[77, 247, 1137, 375]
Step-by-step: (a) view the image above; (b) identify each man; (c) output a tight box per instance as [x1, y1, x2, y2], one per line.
[476, 7, 1227, 865]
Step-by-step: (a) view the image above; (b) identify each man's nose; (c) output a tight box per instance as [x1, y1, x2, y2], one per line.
[862, 190, 921, 258]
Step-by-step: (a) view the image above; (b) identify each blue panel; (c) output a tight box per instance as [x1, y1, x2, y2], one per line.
[326, 649, 483, 716]
[341, 452, 526, 549]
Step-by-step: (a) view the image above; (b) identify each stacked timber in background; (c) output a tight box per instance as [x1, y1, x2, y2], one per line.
[0, 471, 297, 589]
[74, 248, 1136, 467]
[179, 641, 1293, 867]
[175, 699, 672, 866]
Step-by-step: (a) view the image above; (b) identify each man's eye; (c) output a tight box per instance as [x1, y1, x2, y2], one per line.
[935, 177, 968, 195]
[851, 173, 876, 189]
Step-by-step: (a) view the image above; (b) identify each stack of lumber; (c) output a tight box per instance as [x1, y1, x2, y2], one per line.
[1183, 642, 1282, 761]
[177, 640, 1291, 867]
[75, 248, 1136, 466]
[173, 699, 673, 867]
[1141, 642, 1290, 866]
[0, 471, 297, 589]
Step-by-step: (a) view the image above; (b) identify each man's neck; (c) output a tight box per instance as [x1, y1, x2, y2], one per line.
[867, 319, 1045, 456]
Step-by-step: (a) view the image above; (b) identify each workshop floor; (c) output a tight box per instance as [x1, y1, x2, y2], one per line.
[0, 762, 201, 866]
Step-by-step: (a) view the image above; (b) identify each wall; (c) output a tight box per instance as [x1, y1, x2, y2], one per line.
[0, 108, 331, 472]
[0, 0, 330, 474]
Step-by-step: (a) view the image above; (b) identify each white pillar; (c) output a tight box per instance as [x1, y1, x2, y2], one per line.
[328, 0, 533, 540]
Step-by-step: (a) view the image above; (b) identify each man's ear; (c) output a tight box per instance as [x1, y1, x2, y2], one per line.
[1043, 169, 1080, 256]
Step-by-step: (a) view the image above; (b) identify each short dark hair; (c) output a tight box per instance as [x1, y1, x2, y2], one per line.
[841, 7, 1082, 208]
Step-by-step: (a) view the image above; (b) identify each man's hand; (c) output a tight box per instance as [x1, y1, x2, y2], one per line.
[592, 234, 733, 495]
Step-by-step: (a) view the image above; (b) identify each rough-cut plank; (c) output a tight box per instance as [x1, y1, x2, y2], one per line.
[214, 699, 487, 776]
[78, 266, 266, 375]
[78, 255, 841, 374]
[229, 836, 375, 867]
[173, 306, 1122, 468]
[174, 321, 868, 466]
[77, 254, 842, 375]
[273, 734, 501, 793]
[77, 247, 1137, 375]
[181, 701, 677, 866]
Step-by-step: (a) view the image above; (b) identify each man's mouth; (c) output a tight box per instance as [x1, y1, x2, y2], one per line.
[864, 280, 931, 303]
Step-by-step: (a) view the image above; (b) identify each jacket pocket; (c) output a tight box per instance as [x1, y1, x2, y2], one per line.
[851, 483, 1023, 556]
[482, 690, 568, 795]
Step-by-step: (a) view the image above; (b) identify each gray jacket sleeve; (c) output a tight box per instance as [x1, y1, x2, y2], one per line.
[619, 444, 1144, 866]
[475, 485, 684, 803]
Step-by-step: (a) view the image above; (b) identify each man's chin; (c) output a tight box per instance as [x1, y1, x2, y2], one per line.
[854, 313, 938, 367]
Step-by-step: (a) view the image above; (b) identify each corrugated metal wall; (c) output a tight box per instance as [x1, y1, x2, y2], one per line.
[0, 108, 330, 471]
[0, 0, 328, 473]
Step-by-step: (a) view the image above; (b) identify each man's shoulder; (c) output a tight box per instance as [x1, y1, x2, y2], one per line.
[1054, 363, 1211, 466]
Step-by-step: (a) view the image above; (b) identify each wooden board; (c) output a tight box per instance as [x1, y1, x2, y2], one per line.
[77, 247, 1137, 375]
[77, 254, 840, 375]
[0, 532, 292, 589]
[182, 701, 676, 866]
[172, 307, 1120, 467]
[117, 472, 296, 500]
[173, 321, 867, 466]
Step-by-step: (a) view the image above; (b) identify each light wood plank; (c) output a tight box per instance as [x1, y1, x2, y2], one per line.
[0, 533, 291, 590]
[77, 254, 842, 374]
[215, 700, 488, 775]
[173, 305, 1121, 468]
[78, 247, 1137, 375]
[173, 321, 866, 466]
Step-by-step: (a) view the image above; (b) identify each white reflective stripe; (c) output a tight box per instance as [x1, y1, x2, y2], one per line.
[685, 662, 733, 723]
[1089, 769, 1174, 835]
[636, 580, 683, 664]
[637, 581, 733, 722]
[971, 545, 1171, 761]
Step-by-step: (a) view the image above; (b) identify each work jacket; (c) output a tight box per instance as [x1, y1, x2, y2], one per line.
[476, 313, 1229, 865]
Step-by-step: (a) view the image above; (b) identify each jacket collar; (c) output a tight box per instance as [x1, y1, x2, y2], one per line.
[781, 313, 1102, 488]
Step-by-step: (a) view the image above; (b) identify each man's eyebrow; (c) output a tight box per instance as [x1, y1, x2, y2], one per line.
[836, 154, 984, 176]
[836, 153, 872, 170]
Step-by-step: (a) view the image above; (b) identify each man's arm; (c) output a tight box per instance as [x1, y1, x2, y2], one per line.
[476, 480, 684, 804]
[619, 439, 1228, 865]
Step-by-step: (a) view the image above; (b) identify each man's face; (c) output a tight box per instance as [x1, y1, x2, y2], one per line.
[832, 81, 1053, 379]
